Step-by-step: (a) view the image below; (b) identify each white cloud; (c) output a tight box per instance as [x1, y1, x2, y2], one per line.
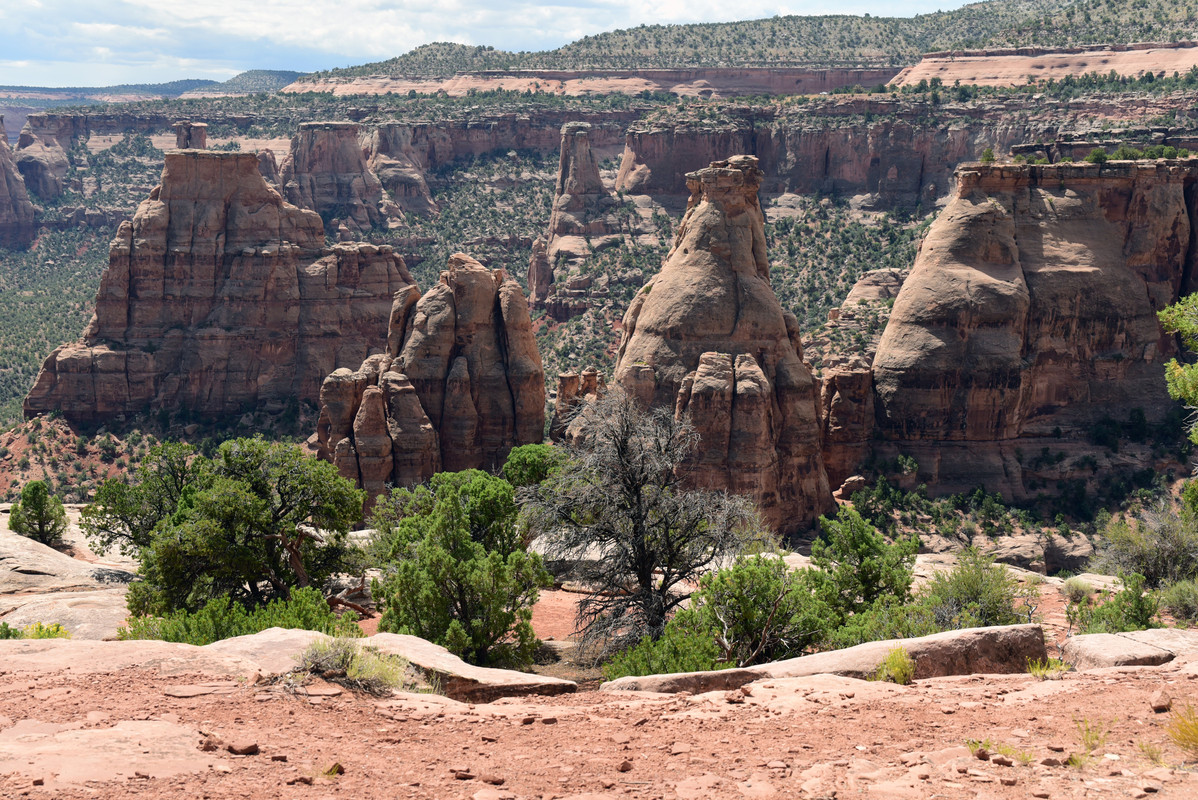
[0, 0, 972, 86]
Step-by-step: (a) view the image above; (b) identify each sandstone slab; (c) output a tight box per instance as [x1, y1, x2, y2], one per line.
[368, 632, 576, 702]
[0, 588, 129, 640]
[602, 624, 1046, 693]
[1063, 628, 1198, 670]
[0, 639, 262, 678]
[202, 626, 329, 676]
[0, 719, 218, 785]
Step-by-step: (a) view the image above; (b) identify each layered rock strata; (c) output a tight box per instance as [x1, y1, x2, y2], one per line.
[549, 366, 605, 442]
[173, 122, 207, 150]
[0, 118, 36, 247]
[316, 254, 544, 500]
[15, 120, 70, 201]
[281, 122, 402, 234]
[613, 156, 835, 534]
[24, 150, 414, 422]
[869, 161, 1196, 498]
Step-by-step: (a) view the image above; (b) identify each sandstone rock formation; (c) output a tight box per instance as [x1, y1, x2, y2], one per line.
[316, 253, 544, 500]
[613, 155, 835, 534]
[280, 121, 402, 234]
[24, 150, 414, 423]
[549, 365, 605, 441]
[173, 121, 207, 150]
[528, 122, 625, 321]
[15, 120, 70, 201]
[870, 161, 1194, 498]
[0, 119, 36, 247]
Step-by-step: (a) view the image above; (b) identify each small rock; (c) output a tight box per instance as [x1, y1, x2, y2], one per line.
[521, 716, 536, 725]
[671, 742, 692, 756]
[1000, 776, 1017, 786]
[226, 740, 259, 756]
[270, 754, 287, 762]
[1040, 757, 1062, 767]
[32, 778, 44, 786]
[1150, 689, 1173, 713]
[1030, 792, 1049, 799]
[1142, 784, 1162, 794]
[618, 760, 633, 772]
[322, 762, 344, 777]
[1047, 744, 1066, 753]
[992, 755, 1013, 767]
[540, 717, 557, 725]
[287, 776, 314, 786]
[974, 747, 990, 761]
[453, 771, 476, 781]
[479, 774, 505, 785]
[767, 760, 787, 769]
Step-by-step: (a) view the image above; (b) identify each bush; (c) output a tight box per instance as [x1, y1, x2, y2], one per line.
[296, 638, 414, 695]
[870, 646, 915, 685]
[373, 471, 551, 668]
[920, 548, 1033, 629]
[1084, 147, 1109, 164]
[119, 586, 361, 645]
[1166, 704, 1198, 760]
[1161, 579, 1198, 623]
[1067, 572, 1159, 634]
[602, 556, 835, 678]
[0, 621, 71, 639]
[1093, 501, 1198, 588]
[501, 443, 564, 488]
[9, 480, 68, 545]
[1062, 576, 1093, 604]
[812, 506, 918, 619]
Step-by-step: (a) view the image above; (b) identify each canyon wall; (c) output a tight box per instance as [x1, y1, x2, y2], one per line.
[865, 161, 1195, 498]
[280, 121, 402, 234]
[0, 118, 36, 247]
[614, 155, 835, 534]
[315, 253, 544, 501]
[24, 150, 414, 423]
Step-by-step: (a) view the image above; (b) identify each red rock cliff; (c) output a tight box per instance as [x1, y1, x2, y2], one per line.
[24, 150, 415, 422]
[613, 155, 835, 534]
[316, 253, 545, 501]
[870, 161, 1195, 498]
[0, 119, 36, 247]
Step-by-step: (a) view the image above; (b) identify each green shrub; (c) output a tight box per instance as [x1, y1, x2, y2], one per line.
[1084, 147, 1109, 164]
[9, 480, 68, 545]
[1093, 501, 1198, 588]
[1062, 576, 1093, 604]
[296, 638, 414, 695]
[0, 621, 71, 639]
[921, 548, 1034, 629]
[119, 586, 360, 646]
[1161, 579, 1198, 623]
[602, 620, 723, 680]
[373, 471, 551, 668]
[870, 646, 915, 685]
[812, 506, 918, 618]
[1067, 572, 1159, 634]
[501, 443, 564, 488]
[1027, 657, 1070, 680]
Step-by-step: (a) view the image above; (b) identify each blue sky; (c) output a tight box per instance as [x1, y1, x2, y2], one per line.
[0, 1, 974, 87]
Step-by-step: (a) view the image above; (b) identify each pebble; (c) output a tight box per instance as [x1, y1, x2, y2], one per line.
[1149, 689, 1172, 713]
[226, 740, 259, 756]
[618, 760, 634, 772]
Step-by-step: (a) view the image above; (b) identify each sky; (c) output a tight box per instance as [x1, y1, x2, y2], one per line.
[0, 1, 975, 87]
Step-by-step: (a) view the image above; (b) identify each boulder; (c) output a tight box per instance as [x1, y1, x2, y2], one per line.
[611, 155, 835, 534]
[0, 527, 134, 595]
[24, 150, 416, 423]
[315, 254, 544, 505]
[1063, 628, 1198, 670]
[202, 627, 329, 676]
[0, 589, 130, 640]
[602, 624, 1047, 693]
[368, 632, 577, 702]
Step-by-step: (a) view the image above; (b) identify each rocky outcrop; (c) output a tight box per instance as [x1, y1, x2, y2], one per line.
[316, 253, 544, 501]
[281, 121, 402, 234]
[0, 119, 36, 247]
[613, 156, 835, 534]
[24, 150, 414, 423]
[173, 121, 207, 150]
[549, 366, 605, 441]
[869, 161, 1194, 498]
[15, 122, 70, 201]
[529, 122, 626, 320]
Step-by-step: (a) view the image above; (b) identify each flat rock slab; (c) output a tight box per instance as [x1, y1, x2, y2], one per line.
[0, 639, 262, 678]
[602, 624, 1047, 693]
[1064, 628, 1198, 670]
[0, 587, 129, 639]
[202, 626, 328, 676]
[0, 719, 219, 785]
[368, 632, 577, 702]
[163, 682, 240, 698]
[0, 529, 134, 595]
